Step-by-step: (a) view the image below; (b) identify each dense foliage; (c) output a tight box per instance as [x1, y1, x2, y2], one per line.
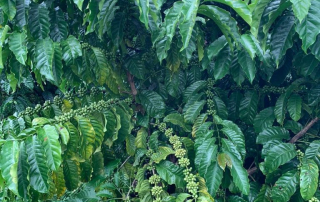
[1, 0, 320, 201]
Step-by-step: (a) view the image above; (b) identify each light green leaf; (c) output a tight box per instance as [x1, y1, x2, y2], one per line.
[264, 143, 296, 173]
[290, 0, 311, 22]
[271, 170, 299, 202]
[0, 140, 19, 195]
[163, 113, 191, 132]
[225, 151, 250, 195]
[138, 90, 166, 118]
[28, 2, 50, 39]
[204, 161, 223, 197]
[61, 35, 82, 65]
[38, 125, 62, 171]
[78, 117, 96, 159]
[90, 118, 104, 150]
[240, 34, 257, 59]
[8, 31, 27, 65]
[7, 73, 18, 92]
[156, 160, 186, 188]
[256, 127, 289, 144]
[206, 35, 227, 60]
[17, 142, 29, 199]
[0, 0, 16, 20]
[305, 140, 320, 160]
[238, 48, 256, 83]
[250, 0, 272, 36]
[254, 107, 275, 133]
[195, 137, 218, 176]
[254, 185, 272, 202]
[137, 0, 149, 29]
[184, 100, 206, 124]
[151, 147, 175, 163]
[126, 134, 136, 156]
[135, 128, 148, 149]
[274, 94, 287, 125]
[239, 91, 258, 124]
[98, 0, 119, 38]
[72, 0, 84, 10]
[270, 11, 295, 66]
[296, 0, 320, 52]
[0, 25, 9, 74]
[300, 159, 319, 200]
[26, 135, 49, 193]
[287, 94, 302, 121]
[90, 47, 110, 85]
[179, 0, 200, 51]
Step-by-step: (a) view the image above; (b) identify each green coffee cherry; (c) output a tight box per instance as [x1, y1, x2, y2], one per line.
[151, 186, 163, 196]
[149, 175, 161, 184]
[175, 149, 186, 159]
[158, 123, 166, 132]
[178, 157, 190, 167]
[309, 197, 320, 202]
[165, 128, 173, 137]
[53, 96, 63, 106]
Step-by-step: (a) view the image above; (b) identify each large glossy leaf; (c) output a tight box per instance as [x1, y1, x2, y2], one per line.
[270, 11, 295, 66]
[287, 94, 302, 121]
[137, 0, 149, 29]
[135, 128, 148, 149]
[111, 12, 125, 48]
[239, 91, 258, 124]
[85, 0, 99, 34]
[274, 94, 287, 125]
[61, 35, 82, 65]
[50, 7, 68, 42]
[214, 45, 232, 80]
[184, 100, 206, 123]
[38, 125, 61, 171]
[271, 170, 298, 202]
[98, 0, 118, 38]
[206, 36, 227, 60]
[104, 109, 121, 147]
[264, 143, 296, 173]
[195, 137, 218, 176]
[34, 38, 55, 83]
[0, 140, 19, 195]
[238, 48, 256, 83]
[204, 161, 223, 197]
[15, 0, 28, 28]
[8, 31, 27, 65]
[163, 113, 191, 132]
[78, 118, 95, 159]
[17, 142, 29, 199]
[151, 147, 175, 163]
[156, 160, 186, 188]
[183, 80, 207, 102]
[0, 26, 9, 73]
[256, 127, 289, 144]
[305, 140, 320, 160]
[72, 0, 84, 10]
[63, 159, 80, 190]
[90, 118, 104, 150]
[65, 122, 79, 153]
[296, 0, 320, 52]
[225, 151, 250, 195]
[0, 0, 16, 20]
[179, 0, 200, 51]
[291, 0, 310, 22]
[28, 2, 50, 39]
[250, 0, 272, 36]
[300, 159, 319, 200]
[254, 107, 275, 133]
[212, 96, 228, 119]
[91, 47, 110, 85]
[26, 135, 49, 193]
[138, 90, 166, 118]
[227, 91, 243, 121]
[254, 185, 272, 202]
[54, 168, 66, 197]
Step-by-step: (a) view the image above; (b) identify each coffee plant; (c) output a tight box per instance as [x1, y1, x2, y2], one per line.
[1, 0, 320, 201]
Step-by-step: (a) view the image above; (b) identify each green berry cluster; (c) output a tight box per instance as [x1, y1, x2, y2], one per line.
[297, 149, 304, 161]
[164, 128, 173, 137]
[81, 42, 90, 50]
[158, 123, 166, 132]
[206, 90, 214, 98]
[309, 197, 320, 202]
[53, 96, 63, 106]
[146, 149, 154, 157]
[77, 86, 87, 97]
[34, 104, 42, 113]
[178, 157, 190, 167]
[175, 149, 186, 158]
[216, 189, 225, 197]
[43, 101, 52, 110]
[64, 91, 73, 103]
[90, 87, 100, 96]
[183, 168, 199, 198]
[24, 107, 34, 116]
[149, 175, 161, 184]
[207, 78, 215, 90]
[151, 186, 162, 196]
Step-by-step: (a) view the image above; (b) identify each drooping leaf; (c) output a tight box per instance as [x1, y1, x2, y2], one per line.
[8, 31, 27, 65]
[61, 35, 82, 65]
[138, 90, 166, 118]
[254, 185, 272, 202]
[204, 161, 223, 197]
[296, 0, 320, 52]
[28, 2, 50, 39]
[212, 96, 228, 119]
[15, 0, 28, 28]
[17, 142, 29, 199]
[290, 0, 311, 22]
[264, 143, 296, 173]
[111, 12, 125, 48]
[254, 107, 275, 133]
[195, 137, 218, 176]
[287, 94, 302, 121]
[98, 0, 119, 38]
[274, 94, 287, 125]
[184, 100, 206, 124]
[256, 127, 289, 144]
[239, 91, 258, 124]
[300, 159, 319, 200]
[135, 127, 148, 149]
[72, 0, 84, 10]
[238, 48, 256, 83]
[250, 0, 272, 36]
[90, 118, 104, 150]
[78, 117, 96, 159]
[156, 160, 186, 188]
[0, 0, 16, 20]
[271, 170, 299, 202]
[163, 113, 191, 132]
[63, 159, 80, 191]
[183, 80, 207, 102]
[214, 45, 232, 80]
[137, 0, 150, 29]
[305, 140, 320, 160]
[50, 7, 68, 42]
[26, 135, 49, 193]
[151, 147, 175, 163]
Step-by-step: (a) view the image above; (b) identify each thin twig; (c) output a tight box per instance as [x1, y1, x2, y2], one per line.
[247, 117, 319, 175]
[117, 156, 131, 172]
[127, 71, 137, 99]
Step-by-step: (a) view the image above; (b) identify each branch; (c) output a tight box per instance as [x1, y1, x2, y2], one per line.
[247, 117, 319, 175]
[127, 71, 137, 98]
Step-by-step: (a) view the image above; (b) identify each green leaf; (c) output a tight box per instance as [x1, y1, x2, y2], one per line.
[111, 12, 125, 48]
[250, 0, 272, 36]
[240, 34, 258, 59]
[34, 38, 55, 83]
[274, 94, 287, 125]
[98, 0, 119, 38]
[72, 0, 84, 10]
[184, 100, 206, 124]
[270, 11, 295, 66]
[0, 0, 16, 20]
[17, 142, 29, 199]
[300, 159, 319, 200]
[207, 0, 252, 25]
[0, 25, 9, 74]
[138, 90, 166, 118]
[50, 7, 68, 42]
[61, 35, 82, 65]
[126, 134, 136, 156]
[135, 128, 148, 149]
[137, 0, 149, 29]
[204, 161, 223, 197]
[15, 0, 28, 28]
[163, 113, 191, 132]
[179, 0, 200, 51]
[254, 107, 275, 133]
[225, 151, 250, 195]
[26, 135, 49, 193]
[296, 0, 320, 52]
[287, 94, 302, 121]
[156, 160, 185, 188]
[176, 193, 191, 202]
[85, 0, 100, 34]
[308, 84, 320, 106]
[104, 109, 121, 147]
[290, 0, 311, 22]
[90, 118, 104, 150]
[0, 140, 19, 195]
[195, 137, 218, 176]
[151, 147, 175, 163]
[264, 143, 296, 173]
[221, 138, 242, 162]
[38, 125, 62, 171]
[239, 91, 258, 124]
[214, 45, 232, 80]
[212, 96, 228, 119]
[125, 55, 148, 79]
[78, 117, 95, 159]
[256, 127, 289, 144]
[52, 42, 63, 85]
[305, 140, 320, 160]
[91, 47, 110, 85]
[238, 48, 256, 83]
[115, 106, 134, 142]
[271, 170, 299, 202]
[183, 80, 207, 102]
[28, 2, 50, 39]
[7, 73, 18, 92]
[254, 185, 272, 202]
[206, 35, 227, 60]
[8, 31, 27, 65]
[63, 159, 80, 190]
